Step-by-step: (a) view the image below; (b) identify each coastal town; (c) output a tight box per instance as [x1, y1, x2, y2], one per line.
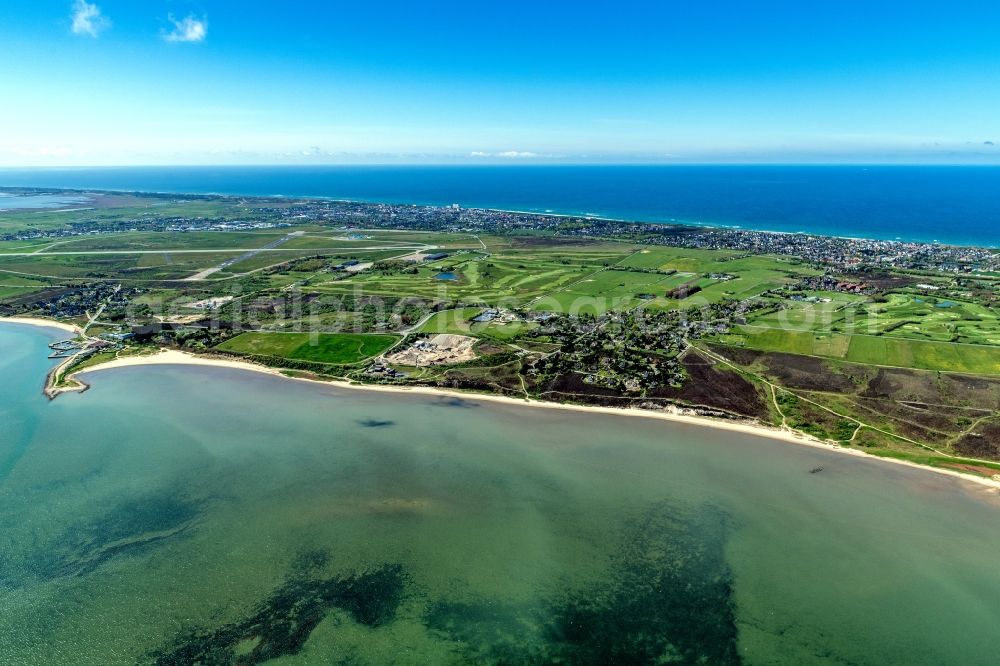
[3, 188, 997, 273]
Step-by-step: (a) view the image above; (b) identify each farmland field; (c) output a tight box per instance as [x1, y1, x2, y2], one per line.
[216, 331, 399, 364]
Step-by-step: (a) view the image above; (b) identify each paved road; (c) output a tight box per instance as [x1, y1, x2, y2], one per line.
[183, 231, 307, 281]
[0, 245, 429, 256]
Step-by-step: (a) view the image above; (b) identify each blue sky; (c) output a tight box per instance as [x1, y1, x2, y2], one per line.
[1, 0, 999, 165]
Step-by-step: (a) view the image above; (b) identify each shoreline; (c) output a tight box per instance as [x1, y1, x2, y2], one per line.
[66, 347, 1000, 493]
[1, 316, 82, 335]
[1, 183, 993, 250]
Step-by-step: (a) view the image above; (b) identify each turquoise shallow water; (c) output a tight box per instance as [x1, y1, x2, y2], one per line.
[2, 322, 1000, 664]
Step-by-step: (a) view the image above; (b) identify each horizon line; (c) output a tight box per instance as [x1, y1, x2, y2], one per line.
[4, 162, 1000, 169]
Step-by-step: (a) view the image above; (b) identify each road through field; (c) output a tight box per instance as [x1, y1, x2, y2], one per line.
[0, 245, 429, 256]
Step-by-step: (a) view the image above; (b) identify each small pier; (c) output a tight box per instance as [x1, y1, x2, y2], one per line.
[43, 339, 114, 399]
[48, 340, 86, 359]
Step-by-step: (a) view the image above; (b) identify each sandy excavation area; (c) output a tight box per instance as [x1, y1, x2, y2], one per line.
[384, 334, 477, 366]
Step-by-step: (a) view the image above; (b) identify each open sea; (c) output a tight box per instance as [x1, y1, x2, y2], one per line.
[3, 322, 1000, 664]
[2, 165, 1000, 247]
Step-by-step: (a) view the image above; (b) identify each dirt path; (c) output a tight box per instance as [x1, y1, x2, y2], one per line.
[696, 343, 961, 457]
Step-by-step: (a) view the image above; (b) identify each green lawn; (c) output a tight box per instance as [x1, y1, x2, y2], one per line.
[216, 331, 399, 365]
[418, 308, 484, 335]
[620, 247, 741, 271]
[746, 291, 1000, 346]
[724, 325, 1000, 375]
[318, 253, 603, 306]
[419, 307, 537, 340]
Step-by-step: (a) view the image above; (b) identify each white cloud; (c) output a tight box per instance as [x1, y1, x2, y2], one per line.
[12, 146, 74, 158]
[71, 0, 110, 37]
[470, 151, 546, 159]
[301, 146, 333, 157]
[163, 14, 207, 43]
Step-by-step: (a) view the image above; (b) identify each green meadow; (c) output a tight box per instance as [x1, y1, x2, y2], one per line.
[216, 331, 399, 365]
[725, 325, 1000, 375]
[418, 308, 537, 340]
[748, 292, 1000, 344]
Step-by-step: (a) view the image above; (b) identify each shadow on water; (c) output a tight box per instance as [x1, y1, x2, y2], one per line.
[0, 412, 39, 484]
[355, 419, 397, 428]
[146, 501, 738, 664]
[151, 550, 408, 665]
[3, 495, 201, 587]
[426, 501, 741, 665]
[433, 397, 479, 409]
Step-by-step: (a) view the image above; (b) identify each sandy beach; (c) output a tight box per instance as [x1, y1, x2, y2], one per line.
[6, 313, 995, 493]
[2, 316, 82, 335]
[67, 347, 1000, 493]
